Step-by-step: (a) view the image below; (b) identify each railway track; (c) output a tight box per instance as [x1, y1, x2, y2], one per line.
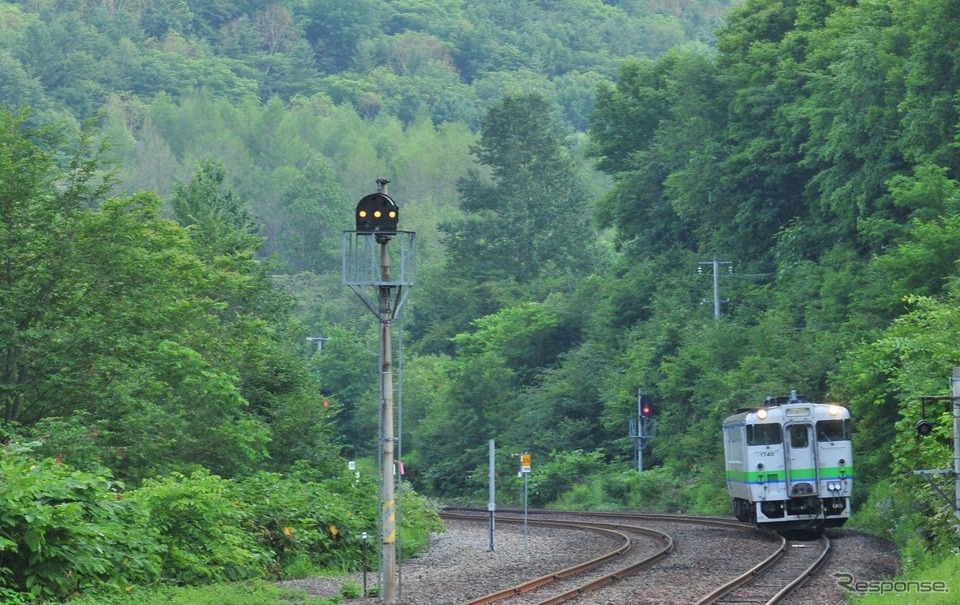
[440, 509, 831, 605]
[694, 534, 831, 605]
[441, 511, 673, 605]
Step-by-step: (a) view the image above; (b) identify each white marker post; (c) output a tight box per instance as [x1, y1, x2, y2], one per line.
[488, 439, 496, 551]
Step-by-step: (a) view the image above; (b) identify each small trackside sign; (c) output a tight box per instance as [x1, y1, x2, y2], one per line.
[520, 453, 531, 473]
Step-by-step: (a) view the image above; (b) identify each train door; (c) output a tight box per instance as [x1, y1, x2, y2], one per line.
[783, 422, 819, 497]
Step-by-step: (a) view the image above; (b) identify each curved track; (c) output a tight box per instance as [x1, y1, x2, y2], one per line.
[694, 534, 831, 605]
[441, 509, 832, 605]
[443, 512, 673, 605]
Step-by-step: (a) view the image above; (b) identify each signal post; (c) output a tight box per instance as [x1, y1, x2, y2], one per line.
[915, 368, 960, 529]
[629, 390, 655, 472]
[344, 179, 415, 604]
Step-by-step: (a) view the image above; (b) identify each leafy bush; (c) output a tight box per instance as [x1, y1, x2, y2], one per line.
[396, 483, 444, 558]
[231, 471, 371, 575]
[129, 470, 267, 584]
[0, 443, 443, 601]
[231, 469, 441, 574]
[850, 477, 950, 571]
[281, 554, 315, 580]
[0, 587, 37, 605]
[339, 580, 362, 598]
[23, 413, 112, 472]
[551, 476, 623, 510]
[526, 450, 608, 506]
[548, 464, 730, 515]
[0, 443, 162, 599]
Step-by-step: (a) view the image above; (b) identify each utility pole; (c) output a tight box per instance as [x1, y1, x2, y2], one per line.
[377, 224, 397, 604]
[343, 179, 416, 604]
[305, 336, 328, 352]
[697, 257, 733, 318]
[946, 368, 960, 528]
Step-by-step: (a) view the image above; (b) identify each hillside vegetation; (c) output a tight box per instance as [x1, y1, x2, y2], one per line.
[1, 0, 960, 600]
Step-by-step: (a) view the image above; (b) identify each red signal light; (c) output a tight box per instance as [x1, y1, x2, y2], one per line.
[640, 394, 653, 418]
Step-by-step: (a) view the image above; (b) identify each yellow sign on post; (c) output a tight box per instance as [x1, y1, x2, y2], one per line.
[520, 453, 531, 473]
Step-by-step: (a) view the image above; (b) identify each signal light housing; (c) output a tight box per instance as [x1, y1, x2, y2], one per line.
[916, 418, 933, 436]
[640, 395, 653, 418]
[356, 192, 399, 234]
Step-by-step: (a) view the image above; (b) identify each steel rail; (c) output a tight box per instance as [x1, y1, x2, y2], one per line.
[444, 509, 830, 605]
[563, 510, 756, 531]
[442, 511, 673, 605]
[693, 534, 830, 605]
[692, 532, 787, 604]
[767, 535, 831, 604]
[445, 506, 755, 531]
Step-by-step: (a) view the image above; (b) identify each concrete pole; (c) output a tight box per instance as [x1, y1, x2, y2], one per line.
[952, 368, 960, 524]
[379, 240, 397, 604]
[697, 258, 732, 318]
[712, 258, 721, 318]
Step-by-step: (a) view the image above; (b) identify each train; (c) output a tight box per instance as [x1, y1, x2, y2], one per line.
[722, 391, 853, 531]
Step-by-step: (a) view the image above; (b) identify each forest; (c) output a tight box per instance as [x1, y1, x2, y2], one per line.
[2, 0, 960, 601]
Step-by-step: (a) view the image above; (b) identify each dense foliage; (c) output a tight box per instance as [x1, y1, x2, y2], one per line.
[0, 443, 438, 601]
[409, 0, 960, 572]
[5, 0, 960, 599]
[0, 0, 730, 128]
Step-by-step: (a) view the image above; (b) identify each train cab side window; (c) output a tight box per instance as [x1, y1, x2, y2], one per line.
[746, 424, 782, 446]
[816, 419, 851, 442]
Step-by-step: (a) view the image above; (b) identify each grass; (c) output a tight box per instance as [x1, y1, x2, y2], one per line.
[66, 581, 340, 605]
[850, 555, 960, 604]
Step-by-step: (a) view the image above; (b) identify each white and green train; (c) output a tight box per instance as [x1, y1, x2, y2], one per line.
[722, 392, 853, 530]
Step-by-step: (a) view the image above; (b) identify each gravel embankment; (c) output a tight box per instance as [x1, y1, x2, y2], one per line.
[282, 517, 899, 604]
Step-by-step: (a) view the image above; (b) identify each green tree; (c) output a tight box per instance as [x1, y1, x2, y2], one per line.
[301, 0, 383, 73]
[413, 92, 598, 350]
[0, 108, 337, 480]
[262, 159, 351, 274]
[834, 289, 960, 553]
[453, 92, 597, 281]
[171, 158, 263, 260]
[170, 159, 341, 474]
[588, 50, 712, 253]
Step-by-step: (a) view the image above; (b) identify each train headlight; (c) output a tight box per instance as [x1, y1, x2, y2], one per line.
[756, 409, 768, 420]
[828, 405, 841, 416]
[827, 482, 844, 493]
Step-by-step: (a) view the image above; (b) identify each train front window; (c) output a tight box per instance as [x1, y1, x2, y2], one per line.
[789, 425, 809, 448]
[816, 419, 851, 442]
[747, 423, 782, 446]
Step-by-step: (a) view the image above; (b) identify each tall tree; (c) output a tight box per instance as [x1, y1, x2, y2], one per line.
[412, 92, 598, 351]
[450, 92, 597, 283]
[171, 158, 263, 260]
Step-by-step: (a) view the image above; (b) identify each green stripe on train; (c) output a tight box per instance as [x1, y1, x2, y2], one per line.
[726, 467, 852, 483]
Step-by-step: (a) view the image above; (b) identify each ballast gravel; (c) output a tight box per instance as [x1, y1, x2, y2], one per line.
[281, 516, 899, 605]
